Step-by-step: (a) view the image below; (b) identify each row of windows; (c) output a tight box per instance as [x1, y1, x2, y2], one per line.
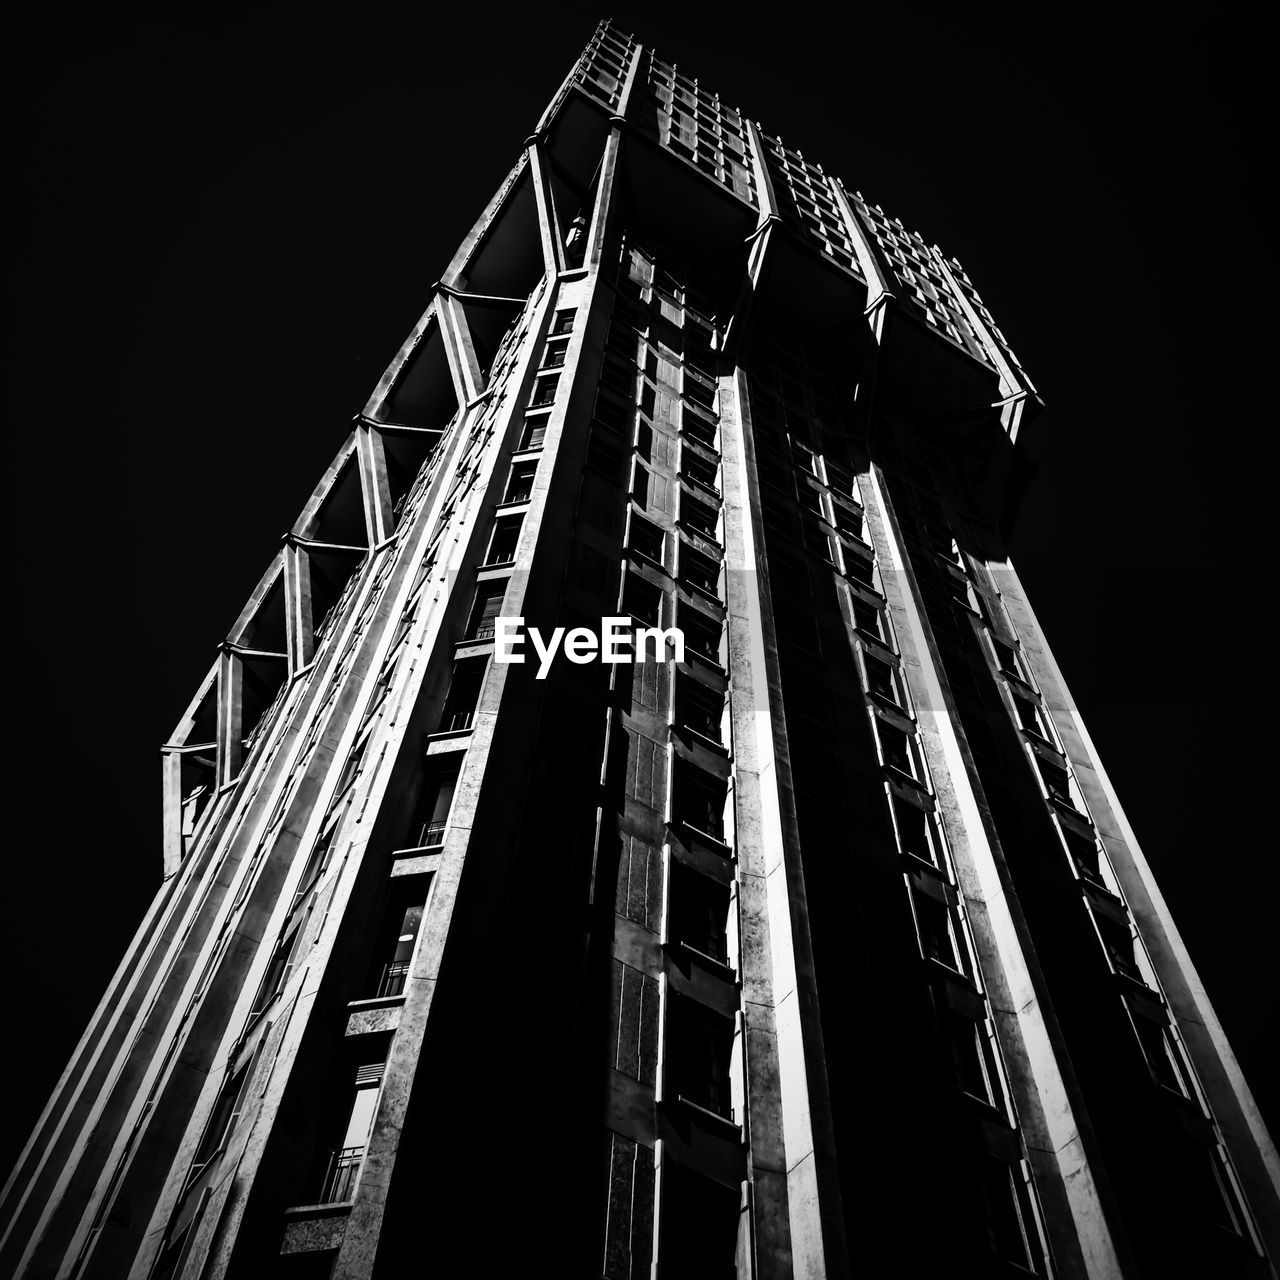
[748, 369, 1053, 1274]
[883, 440, 1260, 1250]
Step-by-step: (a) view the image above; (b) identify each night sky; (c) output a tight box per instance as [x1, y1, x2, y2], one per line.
[7, 5, 1271, 1175]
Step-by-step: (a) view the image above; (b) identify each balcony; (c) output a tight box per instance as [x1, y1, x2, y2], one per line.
[318, 1145, 365, 1205]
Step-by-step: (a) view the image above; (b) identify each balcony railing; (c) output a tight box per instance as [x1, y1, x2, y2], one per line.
[376, 961, 411, 999]
[318, 1145, 365, 1205]
[418, 820, 447, 848]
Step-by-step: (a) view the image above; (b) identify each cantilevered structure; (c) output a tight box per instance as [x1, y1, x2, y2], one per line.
[4, 19, 1276, 1280]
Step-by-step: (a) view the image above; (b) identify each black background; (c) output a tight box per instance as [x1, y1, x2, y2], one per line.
[6, 4, 1272, 1176]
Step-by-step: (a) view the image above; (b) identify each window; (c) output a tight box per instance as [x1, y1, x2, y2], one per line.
[676, 764, 728, 843]
[993, 638, 1031, 685]
[658, 1163, 739, 1280]
[518, 416, 548, 451]
[666, 997, 734, 1118]
[677, 675, 724, 744]
[1092, 901, 1145, 984]
[1061, 824, 1106, 886]
[943, 1008, 1005, 1112]
[863, 653, 904, 707]
[440, 658, 486, 732]
[876, 718, 919, 780]
[368, 886, 427, 999]
[413, 764, 457, 849]
[484, 516, 522, 566]
[550, 309, 575, 336]
[892, 794, 942, 868]
[680, 493, 719, 540]
[1037, 756, 1075, 809]
[467, 584, 506, 640]
[541, 339, 568, 368]
[681, 449, 720, 495]
[681, 405, 718, 448]
[628, 514, 666, 567]
[680, 606, 723, 665]
[679, 545, 721, 598]
[668, 863, 730, 965]
[1129, 1005, 1194, 1096]
[979, 1157, 1043, 1273]
[622, 574, 663, 627]
[835, 502, 866, 543]
[844, 545, 877, 588]
[909, 874, 967, 973]
[1012, 693, 1053, 741]
[529, 373, 560, 408]
[319, 1060, 385, 1204]
[503, 461, 537, 505]
[851, 596, 887, 642]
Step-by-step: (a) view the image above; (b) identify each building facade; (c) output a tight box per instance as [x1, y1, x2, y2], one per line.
[4, 20, 1276, 1280]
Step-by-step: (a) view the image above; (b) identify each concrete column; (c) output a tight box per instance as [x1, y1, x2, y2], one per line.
[283, 541, 315, 672]
[355, 423, 395, 547]
[217, 646, 244, 788]
[721, 367, 850, 1279]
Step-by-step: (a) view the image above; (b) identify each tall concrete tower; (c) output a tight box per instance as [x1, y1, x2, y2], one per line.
[4, 20, 1275, 1280]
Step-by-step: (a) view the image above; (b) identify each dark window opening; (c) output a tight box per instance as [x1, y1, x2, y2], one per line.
[503, 462, 537, 505]
[467, 585, 506, 640]
[682, 450, 720, 494]
[366, 885, 428, 999]
[1131, 1009, 1192, 1096]
[979, 1157, 1041, 1273]
[669, 863, 730, 965]
[1094, 907, 1143, 983]
[892, 795, 941, 867]
[629, 514, 667, 565]
[623, 575, 663, 627]
[677, 765, 727, 843]
[1062, 826, 1105, 886]
[550, 309, 575, 336]
[530, 373, 560, 407]
[485, 516, 522, 566]
[852, 597, 886, 641]
[519, 417, 548, 451]
[864, 654, 901, 704]
[318, 1059, 386, 1205]
[878, 721, 916, 777]
[678, 675, 724, 743]
[413, 765, 457, 849]
[541, 339, 568, 368]
[440, 658, 487, 732]
[1038, 758, 1074, 808]
[944, 1009, 1004, 1111]
[911, 878, 964, 972]
[666, 998, 734, 1119]
[658, 1163, 740, 1280]
[680, 607, 723, 664]
[680, 546, 721, 597]
[681, 494, 719, 538]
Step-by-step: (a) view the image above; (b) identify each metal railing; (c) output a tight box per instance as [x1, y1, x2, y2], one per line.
[376, 961, 411, 999]
[318, 1145, 365, 1204]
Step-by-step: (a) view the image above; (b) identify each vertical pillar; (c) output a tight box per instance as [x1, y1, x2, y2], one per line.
[355, 423, 395, 547]
[216, 646, 243, 788]
[721, 368, 850, 1279]
[283, 540, 315, 672]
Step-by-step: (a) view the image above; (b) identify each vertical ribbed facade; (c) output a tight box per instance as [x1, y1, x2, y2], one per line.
[3, 20, 1275, 1280]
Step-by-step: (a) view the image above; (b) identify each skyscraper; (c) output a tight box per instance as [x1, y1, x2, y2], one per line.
[4, 16, 1275, 1279]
